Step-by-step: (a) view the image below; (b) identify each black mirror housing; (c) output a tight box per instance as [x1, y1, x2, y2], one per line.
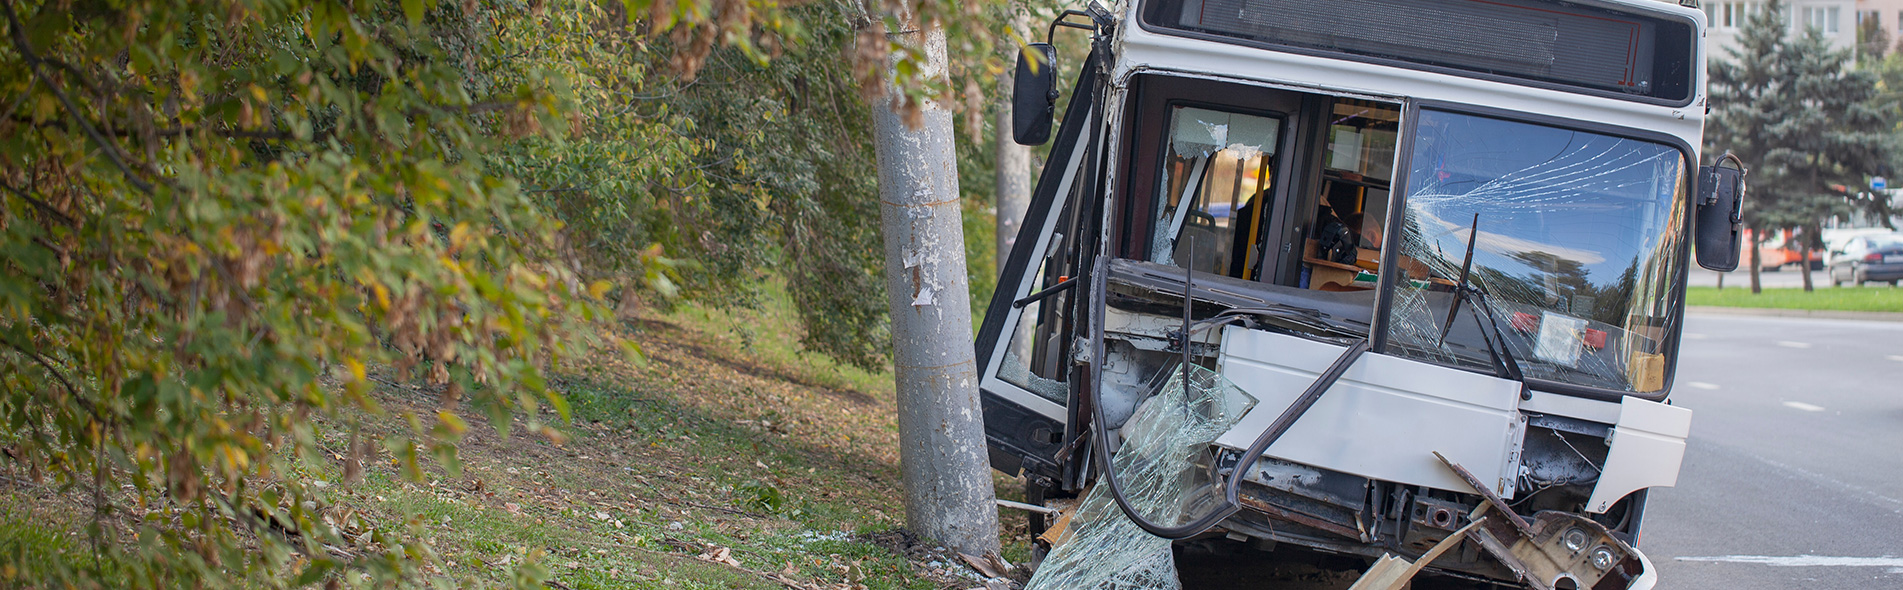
[1693, 154, 1747, 272]
[1013, 43, 1058, 146]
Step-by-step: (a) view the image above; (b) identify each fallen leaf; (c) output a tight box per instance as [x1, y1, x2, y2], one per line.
[503, 503, 522, 515]
[959, 553, 1000, 578]
[697, 545, 741, 567]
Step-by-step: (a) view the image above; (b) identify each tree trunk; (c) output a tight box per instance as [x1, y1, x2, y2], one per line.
[1749, 233, 1763, 294]
[1801, 165, 1818, 292]
[863, 17, 1002, 558]
[1798, 233, 1815, 292]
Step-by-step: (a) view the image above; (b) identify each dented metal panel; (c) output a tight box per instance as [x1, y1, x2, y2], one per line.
[1214, 326, 1526, 496]
[1586, 396, 1692, 513]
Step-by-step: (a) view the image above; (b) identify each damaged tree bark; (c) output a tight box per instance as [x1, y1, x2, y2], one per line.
[863, 15, 1002, 558]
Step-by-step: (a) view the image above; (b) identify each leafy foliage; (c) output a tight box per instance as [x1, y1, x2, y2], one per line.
[584, 0, 1030, 368]
[0, 0, 634, 585]
[0, 0, 1030, 583]
[650, 2, 895, 368]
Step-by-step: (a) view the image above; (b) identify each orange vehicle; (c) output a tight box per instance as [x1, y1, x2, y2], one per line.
[1742, 228, 1823, 271]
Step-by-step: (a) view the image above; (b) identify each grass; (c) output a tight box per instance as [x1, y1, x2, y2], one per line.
[0, 276, 1034, 589]
[1687, 285, 1903, 312]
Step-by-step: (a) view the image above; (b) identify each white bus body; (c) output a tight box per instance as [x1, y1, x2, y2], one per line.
[977, 1, 1741, 588]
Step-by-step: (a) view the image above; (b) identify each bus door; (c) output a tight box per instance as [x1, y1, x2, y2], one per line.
[973, 50, 1104, 491]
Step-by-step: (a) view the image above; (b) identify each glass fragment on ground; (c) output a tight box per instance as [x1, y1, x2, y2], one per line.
[1027, 364, 1253, 590]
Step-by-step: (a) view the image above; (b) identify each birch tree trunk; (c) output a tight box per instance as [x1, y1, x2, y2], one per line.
[863, 15, 1002, 558]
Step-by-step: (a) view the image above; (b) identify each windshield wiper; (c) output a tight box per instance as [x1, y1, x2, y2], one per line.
[1435, 214, 1525, 385]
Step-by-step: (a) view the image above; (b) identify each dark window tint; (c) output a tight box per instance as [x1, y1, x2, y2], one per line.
[1142, 0, 1697, 103]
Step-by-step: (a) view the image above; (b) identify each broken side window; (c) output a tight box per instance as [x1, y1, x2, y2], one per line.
[999, 270, 1072, 405]
[1384, 109, 1688, 394]
[999, 206, 1079, 405]
[1149, 106, 1281, 279]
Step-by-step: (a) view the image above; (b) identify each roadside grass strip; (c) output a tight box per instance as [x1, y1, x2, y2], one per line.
[1687, 286, 1903, 313]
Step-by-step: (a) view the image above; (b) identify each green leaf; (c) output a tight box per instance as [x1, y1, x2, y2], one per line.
[293, 558, 337, 586]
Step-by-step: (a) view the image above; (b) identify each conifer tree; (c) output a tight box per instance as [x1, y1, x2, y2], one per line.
[1759, 27, 1894, 290]
[1708, 0, 1789, 293]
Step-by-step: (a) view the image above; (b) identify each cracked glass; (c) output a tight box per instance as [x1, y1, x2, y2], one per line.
[1149, 106, 1281, 279]
[1026, 364, 1254, 590]
[999, 233, 1071, 404]
[1384, 109, 1688, 393]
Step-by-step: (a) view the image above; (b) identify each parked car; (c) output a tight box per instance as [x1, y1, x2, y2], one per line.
[1828, 233, 1903, 286]
[1821, 227, 1896, 266]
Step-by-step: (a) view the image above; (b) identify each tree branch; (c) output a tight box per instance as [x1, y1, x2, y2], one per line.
[0, 0, 154, 194]
[8, 115, 304, 142]
[0, 180, 78, 227]
[0, 338, 100, 422]
[409, 100, 522, 119]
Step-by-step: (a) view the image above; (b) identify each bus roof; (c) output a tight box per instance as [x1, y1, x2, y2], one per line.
[1112, 0, 1707, 151]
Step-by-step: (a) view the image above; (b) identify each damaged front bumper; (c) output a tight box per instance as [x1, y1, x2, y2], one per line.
[1202, 326, 1679, 589]
[1027, 293, 1686, 589]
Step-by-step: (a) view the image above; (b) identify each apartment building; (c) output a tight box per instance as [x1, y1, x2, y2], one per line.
[1855, 0, 1903, 47]
[1703, 1, 1857, 60]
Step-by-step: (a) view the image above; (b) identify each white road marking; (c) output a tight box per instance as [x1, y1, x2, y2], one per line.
[1686, 381, 1720, 390]
[1676, 555, 1903, 568]
[1782, 401, 1826, 412]
[1888, 355, 1903, 362]
[1776, 340, 1813, 349]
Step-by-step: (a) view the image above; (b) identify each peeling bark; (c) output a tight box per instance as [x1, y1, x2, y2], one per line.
[864, 16, 1001, 557]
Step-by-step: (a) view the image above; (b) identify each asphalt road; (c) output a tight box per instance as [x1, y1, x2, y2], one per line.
[1640, 313, 1903, 590]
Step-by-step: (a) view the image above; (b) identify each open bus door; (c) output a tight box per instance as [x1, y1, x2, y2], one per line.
[973, 46, 1104, 496]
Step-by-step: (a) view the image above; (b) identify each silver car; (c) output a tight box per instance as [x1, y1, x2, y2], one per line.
[1828, 233, 1903, 287]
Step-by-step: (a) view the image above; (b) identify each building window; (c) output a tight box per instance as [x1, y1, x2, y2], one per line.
[1801, 6, 1842, 34]
[1708, 2, 1769, 31]
[1711, 2, 1746, 29]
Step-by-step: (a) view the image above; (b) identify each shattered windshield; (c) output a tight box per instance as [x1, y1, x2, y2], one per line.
[1384, 110, 1688, 394]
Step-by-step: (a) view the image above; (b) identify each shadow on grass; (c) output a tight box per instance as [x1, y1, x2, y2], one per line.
[623, 317, 880, 407]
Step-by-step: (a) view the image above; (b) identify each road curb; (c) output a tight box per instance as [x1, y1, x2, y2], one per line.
[1687, 305, 1903, 323]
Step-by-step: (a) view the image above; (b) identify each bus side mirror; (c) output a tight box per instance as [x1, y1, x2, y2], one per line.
[1013, 43, 1058, 146]
[1694, 154, 1747, 272]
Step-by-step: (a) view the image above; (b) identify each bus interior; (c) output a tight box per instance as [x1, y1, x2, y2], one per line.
[1123, 77, 1401, 303]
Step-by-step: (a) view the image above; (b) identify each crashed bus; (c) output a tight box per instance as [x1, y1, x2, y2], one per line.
[976, 0, 1747, 588]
